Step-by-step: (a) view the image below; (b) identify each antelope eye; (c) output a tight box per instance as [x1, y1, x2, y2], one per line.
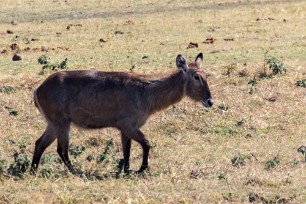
[194, 75, 200, 80]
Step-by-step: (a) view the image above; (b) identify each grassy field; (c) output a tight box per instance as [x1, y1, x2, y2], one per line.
[0, 0, 306, 203]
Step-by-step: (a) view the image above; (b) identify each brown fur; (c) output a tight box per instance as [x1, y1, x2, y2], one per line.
[31, 53, 213, 174]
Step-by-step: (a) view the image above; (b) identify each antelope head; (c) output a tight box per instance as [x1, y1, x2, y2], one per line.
[176, 53, 213, 108]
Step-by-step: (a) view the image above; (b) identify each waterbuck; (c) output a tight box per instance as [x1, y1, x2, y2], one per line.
[31, 53, 213, 174]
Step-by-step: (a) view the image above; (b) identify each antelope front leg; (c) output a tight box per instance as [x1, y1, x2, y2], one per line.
[120, 125, 151, 173]
[31, 125, 56, 174]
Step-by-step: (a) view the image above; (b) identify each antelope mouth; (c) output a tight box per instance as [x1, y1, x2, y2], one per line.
[201, 99, 214, 108]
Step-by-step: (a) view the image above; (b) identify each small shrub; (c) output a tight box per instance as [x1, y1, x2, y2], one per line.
[265, 156, 280, 170]
[248, 192, 259, 203]
[38, 55, 68, 71]
[0, 85, 16, 93]
[8, 151, 31, 177]
[69, 144, 86, 158]
[292, 159, 299, 166]
[5, 107, 18, 116]
[265, 57, 287, 75]
[86, 137, 100, 147]
[58, 58, 68, 69]
[236, 119, 246, 127]
[218, 103, 228, 111]
[218, 172, 227, 180]
[38, 55, 56, 70]
[37, 55, 48, 65]
[0, 159, 6, 174]
[297, 146, 306, 161]
[296, 79, 306, 88]
[41, 154, 56, 164]
[9, 109, 18, 116]
[231, 154, 250, 167]
[97, 139, 114, 163]
[217, 172, 232, 201]
[248, 76, 258, 95]
[8, 140, 28, 151]
[231, 155, 245, 167]
[115, 158, 125, 178]
[41, 166, 53, 178]
[17, 140, 27, 149]
[223, 64, 237, 76]
[86, 154, 94, 162]
[83, 170, 104, 181]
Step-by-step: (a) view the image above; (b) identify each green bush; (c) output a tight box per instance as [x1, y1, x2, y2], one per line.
[297, 146, 306, 161]
[265, 156, 280, 170]
[218, 103, 228, 111]
[97, 139, 114, 163]
[8, 151, 31, 178]
[0, 159, 6, 174]
[266, 57, 287, 75]
[86, 154, 94, 162]
[69, 144, 86, 158]
[248, 76, 258, 94]
[0, 85, 16, 93]
[296, 79, 306, 88]
[41, 166, 54, 178]
[231, 154, 250, 167]
[9, 109, 18, 116]
[38, 55, 68, 71]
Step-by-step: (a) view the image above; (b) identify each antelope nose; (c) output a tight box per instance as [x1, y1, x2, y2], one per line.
[207, 99, 214, 107]
[202, 98, 214, 108]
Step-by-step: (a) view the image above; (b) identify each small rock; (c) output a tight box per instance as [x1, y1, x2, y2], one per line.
[125, 19, 134, 25]
[208, 28, 215, 32]
[11, 20, 18, 25]
[209, 49, 225, 54]
[187, 42, 198, 49]
[114, 30, 124, 35]
[268, 96, 277, 102]
[1, 49, 8, 54]
[7, 30, 14, 34]
[267, 93, 279, 102]
[41, 46, 48, 52]
[23, 47, 31, 52]
[224, 38, 234, 41]
[99, 38, 107, 43]
[31, 38, 39, 41]
[203, 37, 215, 44]
[12, 54, 22, 61]
[245, 133, 253, 138]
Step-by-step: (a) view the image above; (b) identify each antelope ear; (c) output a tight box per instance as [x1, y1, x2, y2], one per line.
[195, 52, 204, 68]
[176, 54, 188, 72]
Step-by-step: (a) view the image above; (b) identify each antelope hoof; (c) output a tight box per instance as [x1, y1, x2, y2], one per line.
[136, 165, 149, 174]
[68, 165, 82, 175]
[124, 167, 131, 175]
[30, 167, 37, 176]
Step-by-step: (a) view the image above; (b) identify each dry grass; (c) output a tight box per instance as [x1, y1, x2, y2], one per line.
[0, 0, 306, 203]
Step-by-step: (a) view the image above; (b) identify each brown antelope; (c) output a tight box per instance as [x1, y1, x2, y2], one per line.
[31, 53, 213, 174]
